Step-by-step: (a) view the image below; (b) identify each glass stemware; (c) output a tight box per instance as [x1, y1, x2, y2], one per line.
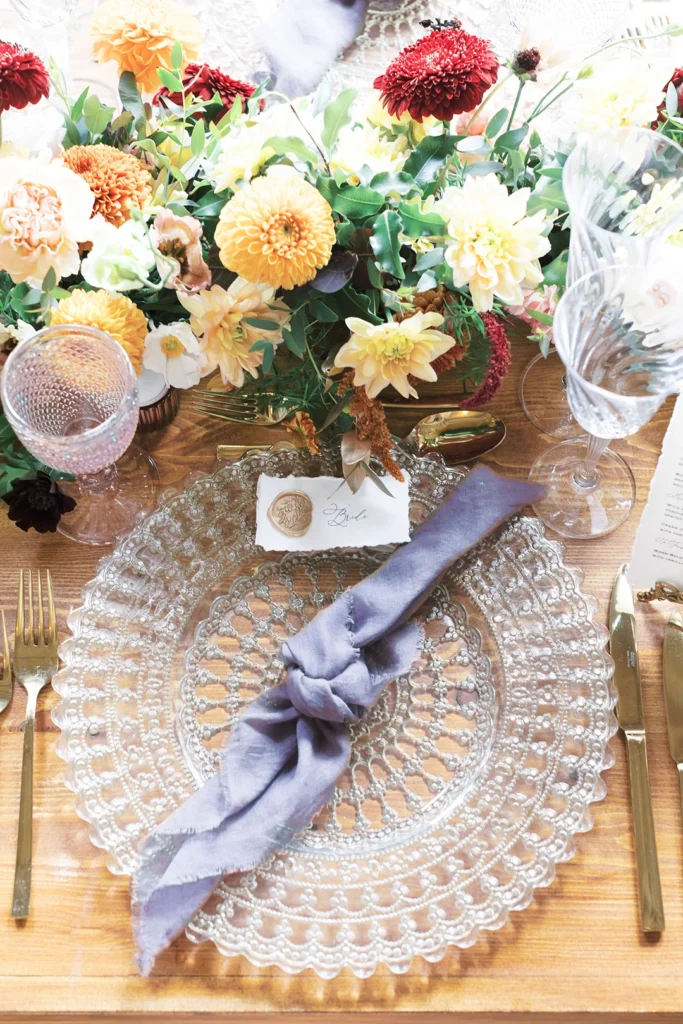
[521, 127, 683, 438]
[1, 324, 159, 546]
[529, 263, 683, 539]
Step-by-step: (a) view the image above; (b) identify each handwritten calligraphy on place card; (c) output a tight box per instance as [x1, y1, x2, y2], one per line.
[255, 474, 411, 551]
[629, 395, 683, 590]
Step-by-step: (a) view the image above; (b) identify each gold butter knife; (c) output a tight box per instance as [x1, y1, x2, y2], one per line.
[609, 564, 665, 933]
[663, 608, 683, 827]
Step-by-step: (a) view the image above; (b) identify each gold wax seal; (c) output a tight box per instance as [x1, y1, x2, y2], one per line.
[267, 490, 313, 537]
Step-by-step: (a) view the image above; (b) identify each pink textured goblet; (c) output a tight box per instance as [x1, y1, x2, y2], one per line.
[1, 324, 159, 545]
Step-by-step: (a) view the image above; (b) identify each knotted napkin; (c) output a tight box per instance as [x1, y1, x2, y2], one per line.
[133, 465, 543, 972]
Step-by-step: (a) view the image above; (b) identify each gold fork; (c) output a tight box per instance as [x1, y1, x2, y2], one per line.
[188, 390, 288, 425]
[12, 570, 58, 919]
[0, 610, 11, 714]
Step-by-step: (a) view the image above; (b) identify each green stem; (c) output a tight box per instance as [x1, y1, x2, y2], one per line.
[583, 27, 679, 63]
[529, 83, 575, 123]
[465, 71, 515, 133]
[527, 72, 569, 121]
[506, 78, 525, 132]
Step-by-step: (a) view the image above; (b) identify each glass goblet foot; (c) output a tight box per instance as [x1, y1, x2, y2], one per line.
[519, 348, 583, 439]
[529, 438, 636, 539]
[57, 443, 159, 546]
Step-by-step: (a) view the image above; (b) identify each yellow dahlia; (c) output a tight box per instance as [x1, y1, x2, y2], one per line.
[178, 278, 290, 388]
[90, 0, 201, 94]
[49, 289, 148, 372]
[60, 145, 151, 226]
[335, 311, 454, 399]
[215, 176, 335, 290]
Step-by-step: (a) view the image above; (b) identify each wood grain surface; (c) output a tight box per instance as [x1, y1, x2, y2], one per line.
[1, 332, 682, 1022]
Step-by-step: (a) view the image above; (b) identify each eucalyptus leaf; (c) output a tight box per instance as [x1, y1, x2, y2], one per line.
[249, 339, 271, 351]
[457, 135, 491, 155]
[342, 460, 367, 493]
[156, 67, 184, 93]
[341, 430, 372, 467]
[118, 71, 145, 131]
[263, 135, 321, 165]
[70, 87, 89, 124]
[363, 462, 395, 498]
[414, 247, 444, 272]
[495, 123, 529, 151]
[42, 267, 57, 293]
[171, 40, 183, 69]
[243, 317, 282, 330]
[321, 88, 357, 152]
[282, 327, 305, 358]
[464, 160, 505, 177]
[369, 209, 404, 279]
[261, 343, 275, 373]
[83, 94, 114, 136]
[320, 388, 352, 431]
[485, 107, 509, 139]
[190, 118, 205, 156]
[542, 249, 568, 288]
[666, 80, 680, 117]
[526, 308, 554, 326]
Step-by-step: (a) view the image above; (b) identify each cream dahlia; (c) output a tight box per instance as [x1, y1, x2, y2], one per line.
[335, 311, 454, 399]
[331, 123, 407, 185]
[574, 59, 665, 133]
[178, 279, 290, 388]
[215, 175, 335, 290]
[0, 156, 97, 286]
[437, 174, 551, 311]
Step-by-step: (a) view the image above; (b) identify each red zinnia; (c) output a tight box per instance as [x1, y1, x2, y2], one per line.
[0, 40, 49, 115]
[652, 67, 683, 127]
[373, 26, 499, 123]
[460, 313, 511, 409]
[155, 62, 256, 121]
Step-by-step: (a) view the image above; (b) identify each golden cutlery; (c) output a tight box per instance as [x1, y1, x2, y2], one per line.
[0, 610, 11, 714]
[663, 609, 683, 825]
[188, 391, 288, 425]
[609, 564, 664, 933]
[12, 570, 58, 919]
[216, 440, 300, 459]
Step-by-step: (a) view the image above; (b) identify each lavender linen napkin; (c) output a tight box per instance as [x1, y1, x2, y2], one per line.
[133, 465, 543, 971]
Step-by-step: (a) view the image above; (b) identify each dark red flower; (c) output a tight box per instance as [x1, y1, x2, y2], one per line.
[154, 62, 256, 121]
[652, 67, 683, 127]
[460, 313, 511, 409]
[0, 40, 49, 115]
[373, 26, 499, 123]
[3, 472, 76, 533]
[513, 48, 541, 75]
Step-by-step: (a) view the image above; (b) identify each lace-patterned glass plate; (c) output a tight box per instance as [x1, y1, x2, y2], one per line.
[52, 449, 616, 978]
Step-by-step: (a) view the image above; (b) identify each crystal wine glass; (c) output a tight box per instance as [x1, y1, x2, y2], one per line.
[529, 263, 683, 539]
[521, 127, 683, 439]
[504, 0, 629, 56]
[1, 325, 159, 546]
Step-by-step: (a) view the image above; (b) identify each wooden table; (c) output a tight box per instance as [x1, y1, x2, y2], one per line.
[0, 334, 681, 1023]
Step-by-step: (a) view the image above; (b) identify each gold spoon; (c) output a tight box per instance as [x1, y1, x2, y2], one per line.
[217, 410, 505, 465]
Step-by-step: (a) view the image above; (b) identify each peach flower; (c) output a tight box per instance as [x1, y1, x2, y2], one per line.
[0, 156, 97, 286]
[152, 209, 211, 293]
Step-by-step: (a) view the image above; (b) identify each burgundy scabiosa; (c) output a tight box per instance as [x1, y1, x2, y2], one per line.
[373, 24, 499, 123]
[3, 473, 76, 533]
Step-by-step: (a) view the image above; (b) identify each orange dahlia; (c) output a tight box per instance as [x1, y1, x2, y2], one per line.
[215, 175, 335, 290]
[60, 145, 152, 226]
[90, 0, 201, 94]
[50, 289, 148, 372]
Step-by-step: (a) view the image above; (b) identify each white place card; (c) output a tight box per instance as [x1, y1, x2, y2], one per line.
[628, 395, 683, 590]
[255, 474, 411, 551]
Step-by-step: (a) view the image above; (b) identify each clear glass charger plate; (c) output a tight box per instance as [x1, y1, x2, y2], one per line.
[52, 447, 616, 978]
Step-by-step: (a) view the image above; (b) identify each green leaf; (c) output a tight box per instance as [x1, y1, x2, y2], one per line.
[369, 209, 404, 279]
[110, 111, 134, 131]
[485, 108, 509, 139]
[366, 258, 383, 288]
[249, 339, 271, 351]
[118, 71, 145, 131]
[243, 317, 281, 330]
[402, 135, 456, 186]
[495, 124, 529, 151]
[49, 287, 72, 300]
[526, 307, 554, 326]
[529, 129, 542, 149]
[363, 462, 395, 498]
[316, 177, 384, 218]
[193, 191, 229, 218]
[666, 80, 680, 117]
[282, 327, 305, 358]
[323, 285, 382, 324]
[464, 160, 505, 177]
[397, 202, 445, 238]
[42, 267, 57, 293]
[156, 67, 184, 93]
[82, 94, 114, 136]
[312, 299, 337, 322]
[538, 166, 563, 179]
[261, 343, 275, 373]
[190, 117, 206, 156]
[457, 135, 491, 156]
[63, 118, 83, 147]
[542, 249, 568, 288]
[70, 87, 89, 125]
[369, 170, 417, 196]
[414, 246, 444, 272]
[171, 39, 183, 70]
[529, 179, 568, 213]
[321, 88, 357, 152]
[263, 135, 321, 165]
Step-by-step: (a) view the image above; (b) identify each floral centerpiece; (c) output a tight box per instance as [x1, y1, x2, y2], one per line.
[0, 0, 682, 528]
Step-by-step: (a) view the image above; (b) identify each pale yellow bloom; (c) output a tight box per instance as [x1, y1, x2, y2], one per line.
[365, 95, 442, 142]
[178, 279, 290, 388]
[437, 175, 551, 312]
[335, 311, 454, 399]
[331, 123, 407, 185]
[574, 59, 664, 132]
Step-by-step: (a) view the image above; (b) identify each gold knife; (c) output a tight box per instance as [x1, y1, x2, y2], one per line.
[663, 608, 683, 827]
[609, 564, 665, 932]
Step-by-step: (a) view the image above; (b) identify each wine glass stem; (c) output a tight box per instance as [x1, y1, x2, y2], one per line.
[573, 434, 610, 490]
[77, 464, 119, 498]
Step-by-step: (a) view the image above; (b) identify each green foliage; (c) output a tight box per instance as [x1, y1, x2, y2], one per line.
[321, 89, 357, 152]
